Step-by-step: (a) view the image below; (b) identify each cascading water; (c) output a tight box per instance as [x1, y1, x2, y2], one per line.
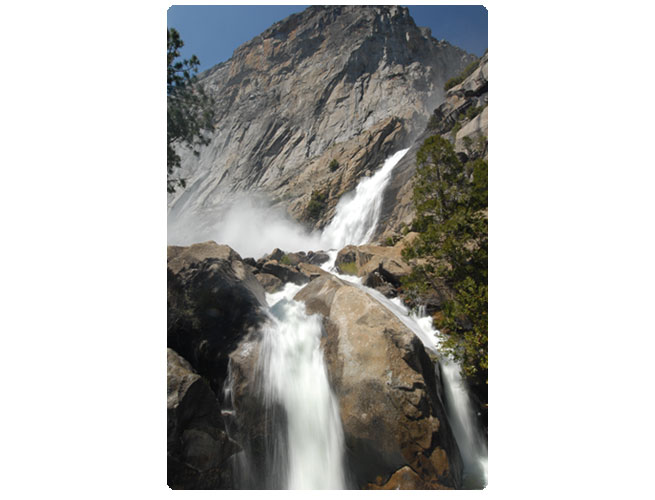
[255, 284, 347, 489]
[223, 147, 486, 489]
[320, 148, 410, 252]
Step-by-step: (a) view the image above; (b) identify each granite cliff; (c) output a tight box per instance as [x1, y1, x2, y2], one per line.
[167, 5, 475, 244]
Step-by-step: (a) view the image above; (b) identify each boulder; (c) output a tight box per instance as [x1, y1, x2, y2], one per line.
[167, 241, 267, 394]
[261, 260, 309, 286]
[297, 261, 330, 281]
[335, 242, 412, 290]
[366, 465, 451, 490]
[167, 348, 241, 489]
[255, 272, 284, 293]
[294, 275, 462, 489]
[306, 250, 330, 266]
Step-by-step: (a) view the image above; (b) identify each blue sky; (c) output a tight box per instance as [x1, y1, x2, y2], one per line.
[167, 5, 488, 74]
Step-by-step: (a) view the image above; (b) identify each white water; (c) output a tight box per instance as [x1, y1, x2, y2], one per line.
[320, 148, 409, 250]
[257, 284, 346, 489]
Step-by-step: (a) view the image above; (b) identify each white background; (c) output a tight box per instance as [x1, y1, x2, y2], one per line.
[1, 0, 653, 498]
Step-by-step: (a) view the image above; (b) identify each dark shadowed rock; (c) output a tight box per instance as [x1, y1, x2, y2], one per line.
[167, 348, 241, 489]
[167, 241, 267, 394]
[261, 260, 309, 286]
[294, 275, 462, 489]
[307, 250, 330, 266]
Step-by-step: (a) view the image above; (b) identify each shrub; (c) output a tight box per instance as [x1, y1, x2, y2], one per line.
[305, 190, 328, 221]
[329, 159, 340, 172]
[465, 105, 484, 121]
[444, 59, 480, 91]
[337, 261, 358, 276]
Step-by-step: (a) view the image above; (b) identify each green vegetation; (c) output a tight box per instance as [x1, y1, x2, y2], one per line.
[279, 254, 292, 266]
[450, 120, 463, 139]
[167, 28, 215, 193]
[337, 261, 358, 276]
[465, 105, 484, 121]
[305, 189, 328, 222]
[329, 159, 340, 172]
[402, 135, 488, 394]
[444, 59, 480, 91]
[383, 235, 401, 247]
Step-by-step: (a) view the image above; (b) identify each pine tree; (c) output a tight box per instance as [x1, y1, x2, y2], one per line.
[402, 135, 488, 391]
[167, 28, 215, 193]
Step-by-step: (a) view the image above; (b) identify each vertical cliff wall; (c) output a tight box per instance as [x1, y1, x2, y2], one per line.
[168, 5, 475, 244]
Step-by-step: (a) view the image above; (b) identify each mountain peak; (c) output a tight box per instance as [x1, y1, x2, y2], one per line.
[169, 5, 476, 244]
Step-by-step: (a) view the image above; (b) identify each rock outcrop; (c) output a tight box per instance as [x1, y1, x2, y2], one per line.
[167, 348, 240, 489]
[294, 275, 462, 489]
[167, 241, 267, 394]
[335, 240, 413, 295]
[168, 5, 475, 242]
[375, 52, 488, 241]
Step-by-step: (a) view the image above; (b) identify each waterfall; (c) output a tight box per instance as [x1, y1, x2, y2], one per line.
[256, 284, 347, 489]
[410, 311, 488, 488]
[438, 358, 488, 489]
[320, 148, 409, 251]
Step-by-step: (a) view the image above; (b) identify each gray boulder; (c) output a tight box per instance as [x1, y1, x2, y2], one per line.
[294, 275, 462, 489]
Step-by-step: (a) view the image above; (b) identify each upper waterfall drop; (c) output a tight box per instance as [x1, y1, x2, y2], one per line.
[320, 148, 409, 250]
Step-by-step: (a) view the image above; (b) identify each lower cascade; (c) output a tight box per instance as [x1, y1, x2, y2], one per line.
[258, 284, 347, 489]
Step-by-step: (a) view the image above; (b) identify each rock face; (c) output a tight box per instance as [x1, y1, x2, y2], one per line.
[336, 240, 412, 295]
[167, 241, 267, 394]
[294, 275, 462, 489]
[168, 5, 475, 242]
[375, 52, 488, 241]
[167, 348, 241, 489]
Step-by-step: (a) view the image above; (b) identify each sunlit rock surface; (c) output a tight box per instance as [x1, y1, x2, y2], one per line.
[376, 53, 488, 239]
[168, 5, 475, 243]
[295, 274, 462, 489]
